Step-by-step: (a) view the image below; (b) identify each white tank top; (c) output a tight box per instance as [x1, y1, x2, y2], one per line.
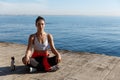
[34, 35, 49, 51]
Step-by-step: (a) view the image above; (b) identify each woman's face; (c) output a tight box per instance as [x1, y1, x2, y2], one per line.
[36, 19, 45, 31]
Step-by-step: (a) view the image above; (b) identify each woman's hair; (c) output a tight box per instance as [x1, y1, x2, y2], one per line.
[35, 16, 45, 24]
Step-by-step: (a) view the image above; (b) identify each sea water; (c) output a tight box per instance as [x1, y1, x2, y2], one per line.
[0, 15, 120, 56]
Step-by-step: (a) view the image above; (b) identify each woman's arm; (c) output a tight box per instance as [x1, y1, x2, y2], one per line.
[48, 34, 61, 63]
[25, 34, 34, 64]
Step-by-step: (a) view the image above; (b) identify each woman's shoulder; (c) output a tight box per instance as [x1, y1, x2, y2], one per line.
[30, 33, 36, 36]
[29, 33, 36, 40]
[47, 33, 53, 38]
[47, 33, 54, 41]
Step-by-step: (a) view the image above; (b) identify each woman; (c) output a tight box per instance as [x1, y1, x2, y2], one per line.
[22, 16, 61, 72]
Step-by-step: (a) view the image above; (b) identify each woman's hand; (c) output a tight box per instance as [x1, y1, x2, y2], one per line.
[56, 55, 61, 63]
[25, 55, 30, 65]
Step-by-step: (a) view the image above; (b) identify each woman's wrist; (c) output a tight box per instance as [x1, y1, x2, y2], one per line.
[25, 54, 30, 58]
[25, 54, 27, 57]
[56, 54, 61, 59]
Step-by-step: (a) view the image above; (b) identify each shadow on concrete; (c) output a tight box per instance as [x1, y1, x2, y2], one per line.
[0, 65, 46, 76]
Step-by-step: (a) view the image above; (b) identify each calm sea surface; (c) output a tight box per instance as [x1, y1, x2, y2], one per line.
[0, 15, 120, 56]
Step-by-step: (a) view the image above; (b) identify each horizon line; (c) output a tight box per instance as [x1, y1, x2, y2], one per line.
[0, 14, 120, 17]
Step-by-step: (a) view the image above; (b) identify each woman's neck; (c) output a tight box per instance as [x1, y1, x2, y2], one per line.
[37, 31, 45, 35]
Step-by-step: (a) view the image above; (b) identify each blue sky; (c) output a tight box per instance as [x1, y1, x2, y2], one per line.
[0, 0, 120, 16]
